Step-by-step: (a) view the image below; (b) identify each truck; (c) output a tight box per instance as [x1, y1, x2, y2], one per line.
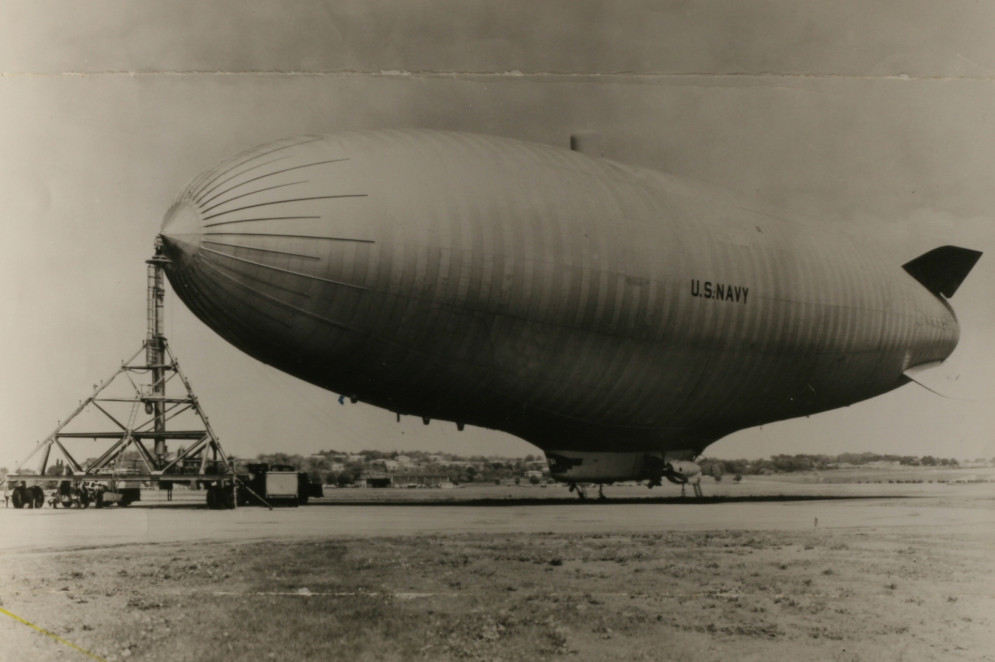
[236, 463, 323, 507]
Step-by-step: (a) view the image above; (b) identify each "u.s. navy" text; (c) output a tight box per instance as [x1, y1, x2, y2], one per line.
[690, 279, 749, 303]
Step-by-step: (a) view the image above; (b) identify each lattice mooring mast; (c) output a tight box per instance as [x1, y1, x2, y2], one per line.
[148, 237, 168, 461]
[6, 238, 233, 499]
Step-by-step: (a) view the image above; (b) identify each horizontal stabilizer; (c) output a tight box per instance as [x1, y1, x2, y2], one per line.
[902, 361, 950, 398]
[902, 360, 944, 380]
[902, 246, 982, 298]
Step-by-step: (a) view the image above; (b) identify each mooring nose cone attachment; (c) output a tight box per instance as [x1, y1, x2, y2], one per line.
[160, 200, 203, 260]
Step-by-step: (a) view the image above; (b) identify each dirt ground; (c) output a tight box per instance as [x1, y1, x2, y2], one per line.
[1, 480, 993, 661]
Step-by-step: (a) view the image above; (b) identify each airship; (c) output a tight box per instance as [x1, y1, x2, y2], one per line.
[159, 130, 980, 496]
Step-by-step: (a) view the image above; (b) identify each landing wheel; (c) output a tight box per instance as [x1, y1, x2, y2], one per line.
[205, 485, 218, 509]
[206, 484, 232, 510]
[29, 486, 45, 508]
[11, 486, 26, 509]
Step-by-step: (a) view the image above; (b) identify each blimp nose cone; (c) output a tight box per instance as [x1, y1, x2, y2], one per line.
[155, 134, 375, 372]
[160, 200, 203, 262]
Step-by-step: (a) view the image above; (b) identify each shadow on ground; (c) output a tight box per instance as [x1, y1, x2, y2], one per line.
[125, 493, 919, 509]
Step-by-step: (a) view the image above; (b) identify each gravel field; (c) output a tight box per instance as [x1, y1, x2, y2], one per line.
[1, 477, 993, 661]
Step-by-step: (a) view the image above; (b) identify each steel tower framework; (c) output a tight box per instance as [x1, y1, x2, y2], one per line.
[6, 239, 235, 499]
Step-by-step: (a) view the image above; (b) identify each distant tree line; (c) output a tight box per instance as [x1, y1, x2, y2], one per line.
[244, 449, 971, 487]
[249, 450, 546, 486]
[3, 450, 980, 488]
[698, 452, 962, 480]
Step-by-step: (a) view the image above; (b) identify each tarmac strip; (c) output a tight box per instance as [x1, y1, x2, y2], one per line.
[2, 496, 994, 553]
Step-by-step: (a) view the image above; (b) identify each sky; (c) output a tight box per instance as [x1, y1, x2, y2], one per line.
[1, 1, 993, 469]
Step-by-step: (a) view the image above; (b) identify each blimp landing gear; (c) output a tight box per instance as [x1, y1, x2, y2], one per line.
[661, 460, 704, 498]
[567, 483, 608, 500]
[568, 482, 588, 500]
[644, 457, 704, 497]
[679, 482, 703, 498]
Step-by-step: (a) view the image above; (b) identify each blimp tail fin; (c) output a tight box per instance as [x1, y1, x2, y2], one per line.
[902, 246, 982, 298]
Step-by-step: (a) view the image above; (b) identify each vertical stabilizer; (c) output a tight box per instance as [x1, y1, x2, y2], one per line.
[902, 246, 982, 298]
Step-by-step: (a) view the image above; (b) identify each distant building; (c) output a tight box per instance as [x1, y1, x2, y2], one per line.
[390, 473, 452, 488]
[364, 474, 392, 488]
